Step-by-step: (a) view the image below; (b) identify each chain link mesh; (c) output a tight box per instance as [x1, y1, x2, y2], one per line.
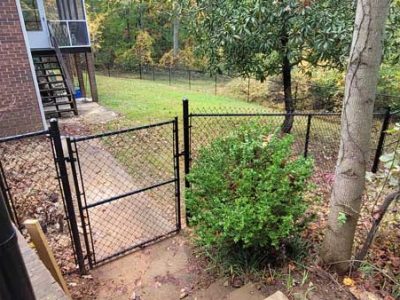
[71, 121, 179, 264]
[0, 133, 76, 273]
[189, 108, 390, 173]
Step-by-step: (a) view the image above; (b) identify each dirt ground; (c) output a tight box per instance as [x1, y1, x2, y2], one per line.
[87, 231, 356, 300]
[92, 233, 211, 300]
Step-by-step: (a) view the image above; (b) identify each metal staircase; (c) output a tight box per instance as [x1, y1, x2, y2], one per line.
[32, 52, 78, 118]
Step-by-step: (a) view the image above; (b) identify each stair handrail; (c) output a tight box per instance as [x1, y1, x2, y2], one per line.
[47, 23, 76, 99]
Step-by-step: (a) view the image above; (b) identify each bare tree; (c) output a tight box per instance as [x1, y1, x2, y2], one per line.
[321, 0, 390, 274]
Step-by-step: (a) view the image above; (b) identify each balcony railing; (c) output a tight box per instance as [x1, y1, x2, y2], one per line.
[48, 20, 90, 48]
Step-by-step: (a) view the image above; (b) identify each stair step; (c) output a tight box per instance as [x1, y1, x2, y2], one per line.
[33, 57, 57, 60]
[45, 108, 76, 113]
[35, 67, 62, 71]
[38, 80, 65, 85]
[43, 101, 74, 107]
[34, 61, 59, 65]
[32, 54, 56, 58]
[42, 94, 72, 100]
[37, 74, 64, 78]
[40, 87, 68, 93]
[45, 108, 76, 116]
[34, 63, 59, 68]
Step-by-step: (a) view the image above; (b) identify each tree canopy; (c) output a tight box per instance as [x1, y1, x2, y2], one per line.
[180, 0, 356, 131]
[184, 0, 355, 79]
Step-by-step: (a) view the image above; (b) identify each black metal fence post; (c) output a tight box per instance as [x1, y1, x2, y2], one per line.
[304, 114, 312, 158]
[173, 117, 182, 231]
[183, 98, 191, 189]
[372, 108, 391, 173]
[49, 119, 87, 275]
[152, 65, 155, 81]
[0, 185, 35, 300]
[182, 99, 192, 224]
[139, 64, 142, 80]
[169, 67, 172, 85]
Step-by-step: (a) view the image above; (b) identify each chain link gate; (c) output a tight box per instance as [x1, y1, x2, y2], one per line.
[66, 119, 181, 267]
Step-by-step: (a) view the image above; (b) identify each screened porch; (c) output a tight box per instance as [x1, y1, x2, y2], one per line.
[21, 0, 90, 49]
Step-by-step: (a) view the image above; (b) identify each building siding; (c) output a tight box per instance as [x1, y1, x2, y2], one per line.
[0, 0, 44, 137]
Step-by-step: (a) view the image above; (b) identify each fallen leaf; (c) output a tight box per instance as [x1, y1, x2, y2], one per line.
[343, 277, 355, 287]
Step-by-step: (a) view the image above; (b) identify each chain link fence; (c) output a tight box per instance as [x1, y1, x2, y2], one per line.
[185, 103, 396, 175]
[1, 101, 398, 274]
[0, 131, 77, 273]
[99, 64, 400, 112]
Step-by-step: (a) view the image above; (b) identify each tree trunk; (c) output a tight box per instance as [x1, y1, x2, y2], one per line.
[321, 0, 390, 274]
[281, 28, 294, 133]
[137, 0, 143, 30]
[282, 52, 294, 133]
[126, 8, 131, 41]
[173, 2, 180, 58]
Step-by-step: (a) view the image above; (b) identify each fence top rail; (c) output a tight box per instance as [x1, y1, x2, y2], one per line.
[71, 119, 176, 142]
[189, 111, 390, 118]
[0, 130, 49, 144]
[190, 112, 341, 118]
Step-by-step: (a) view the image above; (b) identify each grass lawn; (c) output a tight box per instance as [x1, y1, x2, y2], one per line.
[96, 74, 269, 125]
[95, 74, 385, 171]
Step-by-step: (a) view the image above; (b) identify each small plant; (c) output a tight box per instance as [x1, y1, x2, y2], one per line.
[186, 123, 313, 269]
[337, 212, 347, 225]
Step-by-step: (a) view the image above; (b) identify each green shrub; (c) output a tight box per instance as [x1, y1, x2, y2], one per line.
[186, 123, 314, 265]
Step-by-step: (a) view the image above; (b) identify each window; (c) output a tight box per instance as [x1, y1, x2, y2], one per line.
[21, 0, 42, 31]
[70, 21, 89, 46]
[45, 0, 85, 21]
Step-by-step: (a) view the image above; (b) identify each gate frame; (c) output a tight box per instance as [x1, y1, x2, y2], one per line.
[49, 119, 87, 274]
[66, 118, 182, 268]
[65, 136, 95, 269]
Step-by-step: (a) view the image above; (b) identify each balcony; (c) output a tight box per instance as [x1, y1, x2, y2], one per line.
[21, 0, 90, 50]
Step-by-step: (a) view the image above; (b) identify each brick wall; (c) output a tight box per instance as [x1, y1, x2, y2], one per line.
[0, 0, 44, 137]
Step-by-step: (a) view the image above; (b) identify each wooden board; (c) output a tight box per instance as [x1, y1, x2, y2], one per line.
[24, 219, 71, 298]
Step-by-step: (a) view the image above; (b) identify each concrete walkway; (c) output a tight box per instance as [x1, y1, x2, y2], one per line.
[75, 138, 177, 263]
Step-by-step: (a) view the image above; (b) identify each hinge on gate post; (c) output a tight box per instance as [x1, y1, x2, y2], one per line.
[64, 157, 76, 163]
